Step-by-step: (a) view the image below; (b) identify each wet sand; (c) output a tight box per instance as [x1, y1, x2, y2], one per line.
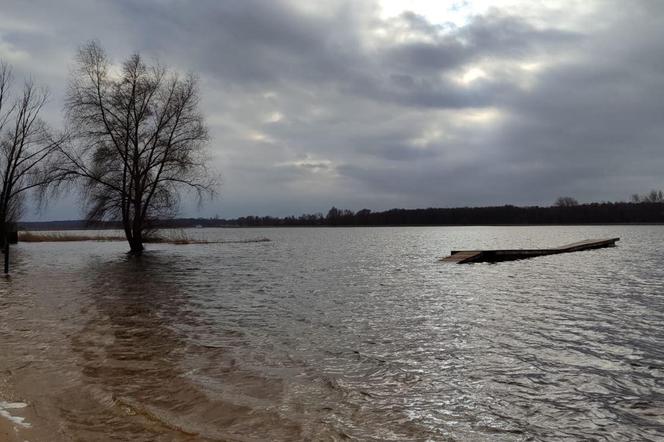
[0, 417, 20, 442]
[0, 401, 38, 442]
[0, 408, 34, 442]
[0, 418, 20, 442]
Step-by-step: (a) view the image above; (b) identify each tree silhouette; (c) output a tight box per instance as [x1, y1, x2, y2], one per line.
[61, 41, 216, 255]
[631, 189, 664, 203]
[0, 61, 66, 247]
[554, 196, 579, 207]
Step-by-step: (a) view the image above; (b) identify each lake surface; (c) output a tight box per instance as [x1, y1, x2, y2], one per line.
[1, 226, 663, 441]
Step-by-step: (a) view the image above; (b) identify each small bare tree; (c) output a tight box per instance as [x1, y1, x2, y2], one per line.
[554, 196, 579, 207]
[631, 190, 664, 203]
[0, 61, 66, 247]
[62, 41, 215, 255]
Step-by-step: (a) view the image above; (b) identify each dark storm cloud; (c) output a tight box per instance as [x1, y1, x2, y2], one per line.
[384, 11, 578, 71]
[0, 0, 663, 218]
[488, 2, 664, 203]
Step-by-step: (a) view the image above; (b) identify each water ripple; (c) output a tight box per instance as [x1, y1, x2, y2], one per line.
[0, 226, 663, 440]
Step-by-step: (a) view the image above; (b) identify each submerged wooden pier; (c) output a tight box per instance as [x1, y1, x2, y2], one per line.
[441, 237, 620, 264]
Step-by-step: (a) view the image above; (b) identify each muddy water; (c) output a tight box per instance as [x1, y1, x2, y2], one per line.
[1, 226, 664, 441]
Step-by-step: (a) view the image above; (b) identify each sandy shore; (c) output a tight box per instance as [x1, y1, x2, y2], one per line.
[0, 418, 21, 442]
[0, 372, 50, 442]
[0, 398, 45, 442]
[0, 410, 32, 442]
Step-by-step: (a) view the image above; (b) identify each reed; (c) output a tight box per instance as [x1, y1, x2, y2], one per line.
[17, 231, 271, 245]
[18, 232, 125, 242]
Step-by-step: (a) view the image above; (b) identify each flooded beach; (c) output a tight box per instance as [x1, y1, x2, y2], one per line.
[1, 226, 664, 441]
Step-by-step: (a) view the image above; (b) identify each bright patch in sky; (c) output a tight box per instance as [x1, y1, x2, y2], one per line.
[459, 67, 487, 84]
[378, 0, 494, 25]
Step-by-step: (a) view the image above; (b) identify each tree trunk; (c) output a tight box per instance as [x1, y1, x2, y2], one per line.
[0, 212, 6, 250]
[129, 224, 144, 256]
[122, 212, 144, 256]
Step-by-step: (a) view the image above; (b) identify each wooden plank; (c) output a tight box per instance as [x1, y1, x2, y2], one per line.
[441, 238, 619, 264]
[557, 237, 620, 252]
[440, 251, 482, 263]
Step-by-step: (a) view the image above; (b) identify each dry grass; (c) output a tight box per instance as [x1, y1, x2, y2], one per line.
[143, 236, 211, 244]
[18, 231, 271, 245]
[19, 232, 125, 242]
[143, 230, 209, 244]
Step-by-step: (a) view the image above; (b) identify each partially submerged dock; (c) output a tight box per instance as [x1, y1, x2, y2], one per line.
[441, 238, 620, 264]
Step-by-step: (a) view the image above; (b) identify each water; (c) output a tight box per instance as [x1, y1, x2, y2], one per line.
[1, 226, 664, 441]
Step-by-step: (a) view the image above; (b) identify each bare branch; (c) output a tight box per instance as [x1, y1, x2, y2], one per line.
[0, 61, 67, 243]
[60, 41, 218, 255]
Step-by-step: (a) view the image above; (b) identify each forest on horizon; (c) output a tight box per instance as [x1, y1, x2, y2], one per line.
[19, 197, 664, 230]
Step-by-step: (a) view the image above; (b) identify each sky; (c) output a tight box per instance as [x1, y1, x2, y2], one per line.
[0, 0, 663, 220]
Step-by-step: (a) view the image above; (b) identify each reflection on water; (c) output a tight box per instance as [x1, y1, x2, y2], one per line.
[1, 226, 664, 440]
[67, 257, 265, 441]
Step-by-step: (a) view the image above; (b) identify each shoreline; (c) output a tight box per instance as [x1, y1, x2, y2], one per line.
[0, 401, 34, 442]
[0, 417, 25, 442]
[0, 417, 19, 442]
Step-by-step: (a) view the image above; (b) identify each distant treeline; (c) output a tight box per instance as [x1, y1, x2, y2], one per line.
[211, 202, 664, 226]
[20, 201, 664, 230]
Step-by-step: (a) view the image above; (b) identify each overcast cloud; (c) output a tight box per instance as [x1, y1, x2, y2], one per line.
[1, 0, 663, 219]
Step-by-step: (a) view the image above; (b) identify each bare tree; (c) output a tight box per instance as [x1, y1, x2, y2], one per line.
[631, 189, 664, 203]
[62, 41, 216, 255]
[554, 196, 579, 207]
[0, 61, 66, 247]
